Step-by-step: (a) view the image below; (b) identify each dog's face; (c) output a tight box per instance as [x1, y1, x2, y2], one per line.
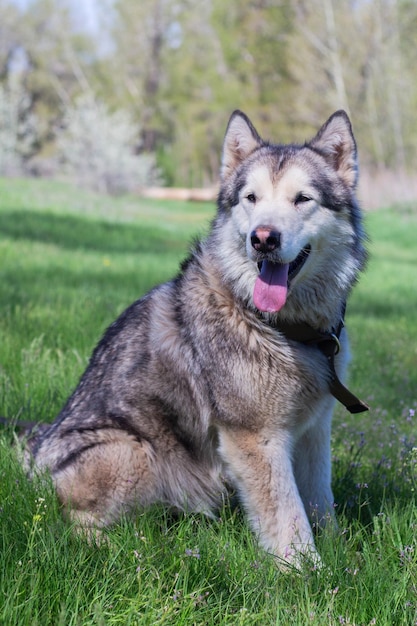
[218, 111, 365, 313]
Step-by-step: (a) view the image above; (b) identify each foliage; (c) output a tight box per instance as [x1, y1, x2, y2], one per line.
[0, 178, 417, 624]
[1, 0, 417, 187]
[0, 81, 39, 176]
[57, 93, 161, 194]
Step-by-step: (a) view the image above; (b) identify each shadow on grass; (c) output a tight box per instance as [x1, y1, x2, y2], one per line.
[0, 210, 190, 254]
[332, 441, 417, 528]
[1, 261, 175, 302]
[350, 294, 417, 322]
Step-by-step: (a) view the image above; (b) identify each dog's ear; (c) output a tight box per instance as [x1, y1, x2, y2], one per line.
[309, 110, 358, 188]
[221, 111, 262, 180]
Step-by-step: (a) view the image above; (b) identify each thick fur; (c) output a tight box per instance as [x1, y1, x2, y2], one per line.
[25, 110, 367, 567]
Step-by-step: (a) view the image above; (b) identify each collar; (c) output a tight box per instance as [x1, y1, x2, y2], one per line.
[273, 311, 369, 414]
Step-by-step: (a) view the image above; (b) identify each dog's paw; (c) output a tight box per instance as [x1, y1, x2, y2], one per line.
[273, 543, 323, 573]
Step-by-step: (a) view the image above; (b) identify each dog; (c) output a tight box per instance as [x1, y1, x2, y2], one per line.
[22, 110, 368, 568]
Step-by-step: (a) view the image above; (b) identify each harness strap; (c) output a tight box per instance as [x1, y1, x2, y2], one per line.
[274, 316, 369, 414]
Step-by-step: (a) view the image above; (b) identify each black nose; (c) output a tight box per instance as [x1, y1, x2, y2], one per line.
[250, 227, 281, 253]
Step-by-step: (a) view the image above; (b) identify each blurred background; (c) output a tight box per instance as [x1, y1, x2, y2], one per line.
[1, 0, 417, 207]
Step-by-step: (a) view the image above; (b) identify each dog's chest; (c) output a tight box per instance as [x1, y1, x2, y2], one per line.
[197, 316, 330, 431]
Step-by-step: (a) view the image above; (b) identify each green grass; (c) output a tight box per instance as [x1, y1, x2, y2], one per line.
[1, 178, 416, 625]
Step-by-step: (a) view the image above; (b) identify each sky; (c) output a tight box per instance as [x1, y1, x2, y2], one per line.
[11, 0, 102, 35]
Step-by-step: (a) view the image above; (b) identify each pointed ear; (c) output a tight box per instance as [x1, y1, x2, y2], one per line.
[221, 110, 263, 180]
[309, 110, 358, 188]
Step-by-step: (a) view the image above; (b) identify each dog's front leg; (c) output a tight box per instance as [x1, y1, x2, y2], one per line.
[218, 426, 318, 569]
[292, 400, 336, 530]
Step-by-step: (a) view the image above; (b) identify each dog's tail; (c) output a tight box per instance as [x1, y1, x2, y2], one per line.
[0, 416, 50, 441]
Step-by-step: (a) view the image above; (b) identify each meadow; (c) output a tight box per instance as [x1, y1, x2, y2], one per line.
[0, 178, 416, 625]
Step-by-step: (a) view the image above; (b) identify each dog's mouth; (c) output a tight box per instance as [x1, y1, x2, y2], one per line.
[288, 244, 311, 280]
[254, 245, 311, 313]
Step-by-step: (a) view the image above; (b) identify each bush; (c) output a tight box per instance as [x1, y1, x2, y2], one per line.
[0, 81, 39, 177]
[57, 93, 161, 194]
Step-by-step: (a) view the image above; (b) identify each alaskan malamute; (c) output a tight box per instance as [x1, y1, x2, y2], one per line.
[23, 110, 368, 567]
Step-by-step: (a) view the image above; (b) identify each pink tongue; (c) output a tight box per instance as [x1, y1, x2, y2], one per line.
[253, 260, 289, 312]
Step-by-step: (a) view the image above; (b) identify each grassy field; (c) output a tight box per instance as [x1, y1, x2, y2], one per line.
[0, 178, 416, 625]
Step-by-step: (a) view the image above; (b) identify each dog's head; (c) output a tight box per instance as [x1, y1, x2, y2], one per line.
[217, 111, 367, 317]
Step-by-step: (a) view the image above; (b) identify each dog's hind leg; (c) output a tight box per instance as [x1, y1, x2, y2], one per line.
[52, 435, 160, 531]
[218, 426, 319, 569]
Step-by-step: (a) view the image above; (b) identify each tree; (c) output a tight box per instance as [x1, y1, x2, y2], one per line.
[106, 0, 186, 151]
[287, 0, 417, 170]
[1, 0, 97, 164]
[0, 80, 39, 176]
[1, 0, 417, 187]
[57, 93, 160, 194]
[165, 0, 295, 185]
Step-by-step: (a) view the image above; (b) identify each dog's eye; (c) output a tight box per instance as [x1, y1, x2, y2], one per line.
[246, 193, 256, 203]
[295, 193, 312, 205]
